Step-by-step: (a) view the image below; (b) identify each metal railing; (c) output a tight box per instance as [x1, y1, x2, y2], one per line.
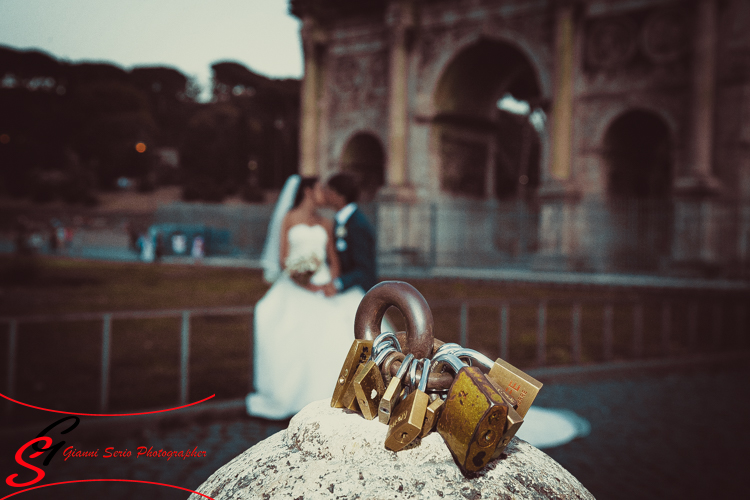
[2, 296, 747, 415]
[429, 297, 747, 366]
[1, 306, 254, 415]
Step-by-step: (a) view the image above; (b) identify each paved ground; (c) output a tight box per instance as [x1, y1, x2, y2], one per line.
[1, 360, 748, 500]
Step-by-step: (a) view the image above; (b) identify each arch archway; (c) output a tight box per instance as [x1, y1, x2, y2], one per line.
[432, 37, 543, 200]
[602, 109, 673, 270]
[604, 110, 672, 199]
[339, 132, 385, 201]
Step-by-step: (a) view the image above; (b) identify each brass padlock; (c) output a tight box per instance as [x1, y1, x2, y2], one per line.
[379, 353, 414, 424]
[331, 339, 372, 408]
[385, 358, 431, 451]
[419, 393, 445, 438]
[353, 344, 396, 420]
[492, 405, 523, 459]
[452, 348, 541, 419]
[434, 353, 508, 474]
[487, 357, 542, 418]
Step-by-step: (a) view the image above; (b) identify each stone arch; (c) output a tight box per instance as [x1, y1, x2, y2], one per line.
[422, 31, 552, 111]
[602, 109, 673, 199]
[600, 108, 674, 272]
[338, 131, 386, 200]
[428, 35, 545, 199]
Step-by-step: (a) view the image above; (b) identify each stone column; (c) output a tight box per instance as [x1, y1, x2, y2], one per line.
[672, 0, 722, 273]
[378, 1, 418, 270]
[680, 0, 720, 191]
[383, 0, 415, 199]
[535, 2, 585, 271]
[299, 17, 325, 177]
[549, 3, 575, 183]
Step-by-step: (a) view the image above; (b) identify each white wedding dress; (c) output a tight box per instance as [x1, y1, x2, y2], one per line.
[246, 224, 369, 420]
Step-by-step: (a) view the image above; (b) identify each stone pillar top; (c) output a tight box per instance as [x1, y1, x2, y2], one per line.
[190, 400, 594, 499]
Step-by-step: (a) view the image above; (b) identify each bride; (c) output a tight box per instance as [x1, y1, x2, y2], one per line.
[246, 175, 368, 420]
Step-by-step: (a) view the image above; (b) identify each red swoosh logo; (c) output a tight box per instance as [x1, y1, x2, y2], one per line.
[0, 392, 215, 416]
[0, 479, 216, 499]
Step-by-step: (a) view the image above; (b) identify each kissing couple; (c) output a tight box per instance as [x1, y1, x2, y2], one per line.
[246, 173, 387, 420]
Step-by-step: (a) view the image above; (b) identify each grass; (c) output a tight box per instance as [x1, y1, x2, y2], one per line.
[0, 255, 747, 424]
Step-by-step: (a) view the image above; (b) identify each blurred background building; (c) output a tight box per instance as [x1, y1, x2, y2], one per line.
[2, 0, 749, 280]
[292, 0, 750, 278]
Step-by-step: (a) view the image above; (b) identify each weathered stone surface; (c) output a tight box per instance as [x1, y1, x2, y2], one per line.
[190, 399, 595, 500]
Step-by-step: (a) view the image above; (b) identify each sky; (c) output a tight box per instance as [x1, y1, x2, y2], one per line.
[0, 0, 303, 100]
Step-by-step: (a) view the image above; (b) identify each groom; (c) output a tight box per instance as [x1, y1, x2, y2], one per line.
[323, 173, 377, 296]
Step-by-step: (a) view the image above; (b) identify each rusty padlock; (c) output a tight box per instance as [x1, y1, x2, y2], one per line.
[433, 352, 509, 474]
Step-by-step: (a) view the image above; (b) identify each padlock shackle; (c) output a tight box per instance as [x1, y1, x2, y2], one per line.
[395, 353, 415, 380]
[372, 332, 401, 357]
[354, 281, 434, 359]
[430, 352, 467, 374]
[373, 344, 398, 366]
[451, 348, 494, 371]
[418, 359, 431, 392]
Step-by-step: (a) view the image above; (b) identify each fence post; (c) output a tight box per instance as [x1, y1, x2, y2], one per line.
[249, 312, 255, 393]
[661, 303, 671, 356]
[537, 301, 546, 366]
[603, 304, 614, 361]
[460, 302, 468, 348]
[429, 203, 438, 269]
[633, 303, 643, 358]
[100, 314, 112, 412]
[713, 303, 722, 349]
[5, 320, 17, 416]
[180, 311, 190, 405]
[738, 303, 746, 349]
[571, 303, 581, 364]
[688, 302, 698, 351]
[499, 303, 509, 360]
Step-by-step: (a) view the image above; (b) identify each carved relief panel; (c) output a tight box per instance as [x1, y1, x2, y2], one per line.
[583, 8, 690, 82]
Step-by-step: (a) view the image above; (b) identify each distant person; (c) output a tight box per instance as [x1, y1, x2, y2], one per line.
[191, 235, 205, 259]
[245, 174, 389, 420]
[126, 222, 139, 252]
[154, 233, 164, 262]
[139, 233, 155, 262]
[321, 172, 378, 296]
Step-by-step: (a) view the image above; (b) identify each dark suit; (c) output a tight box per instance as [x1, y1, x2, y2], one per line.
[336, 208, 377, 293]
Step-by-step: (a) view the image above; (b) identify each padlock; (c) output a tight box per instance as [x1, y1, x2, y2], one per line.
[419, 393, 445, 438]
[379, 353, 414, 424]
[486, 357, 541, 418]
[434, 353, 508, 474]
[331, 339, 372, 408]
[492, 405, 523, 459]
[452, 348, 541, 419]
[353, 344, 396, 420]
[450, 348, 529, 458]
[385, 358, 431, 451]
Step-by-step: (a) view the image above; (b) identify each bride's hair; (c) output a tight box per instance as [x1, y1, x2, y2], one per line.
[292, 176, 319, 208]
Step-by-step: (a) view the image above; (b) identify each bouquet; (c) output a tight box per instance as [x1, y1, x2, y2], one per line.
[285, 254, 322, 287]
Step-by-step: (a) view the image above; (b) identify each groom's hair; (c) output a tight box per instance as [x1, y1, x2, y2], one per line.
[327, 173, 359, 204]
[293, 176, 319, 208]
